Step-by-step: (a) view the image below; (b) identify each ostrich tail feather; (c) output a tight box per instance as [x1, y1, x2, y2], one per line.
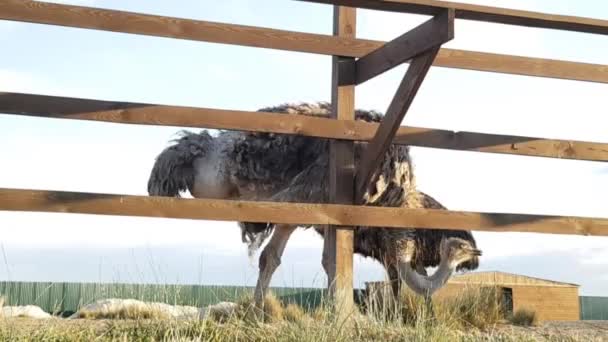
[147, 130, 213, 197]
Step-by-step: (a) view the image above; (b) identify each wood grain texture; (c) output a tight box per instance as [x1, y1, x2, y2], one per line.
[2, 92, 608, 161]
[445, 271, 579, 287]
[392, 127, 608, 161]
[325, 5, 355, 315]
[432, 284, 580, 321]
[434, 49, 608, 84]
[1, 188, 608, 237]
[355, 8, 453, 84]
[356, 47, 439, 200]
[2, 1, 608, 83]
[298, 0, 608, 36]
[512, 287, 580, 321]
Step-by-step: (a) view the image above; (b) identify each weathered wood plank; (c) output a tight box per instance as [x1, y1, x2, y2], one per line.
[1, 188, 607, 236]
[0, 92, 366, 138]
[393, 128, 608, 161]
[355, 8, 454, 84]
[298, 0, 608, 36]
[2, 92, 608, 161]
[434, 49, 608, 84]
[356, 47, 440, 200]
[325, 5, 355, 317]
[2, 1, 608, 83]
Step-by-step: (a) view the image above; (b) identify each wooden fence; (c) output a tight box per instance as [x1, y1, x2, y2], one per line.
[1, 0, 607, 313]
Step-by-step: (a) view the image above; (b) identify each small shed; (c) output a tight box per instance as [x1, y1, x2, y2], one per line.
[366, 271, 580, 321]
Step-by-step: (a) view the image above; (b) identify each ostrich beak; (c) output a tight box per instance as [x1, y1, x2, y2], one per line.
[471, 248, 482, 257]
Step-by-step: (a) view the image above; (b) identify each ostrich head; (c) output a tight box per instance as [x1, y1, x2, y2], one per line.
[439, 237, 483, 269]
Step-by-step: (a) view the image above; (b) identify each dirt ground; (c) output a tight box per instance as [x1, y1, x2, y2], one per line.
[1, 317, 608, 341]
[493, 320, 608, 341]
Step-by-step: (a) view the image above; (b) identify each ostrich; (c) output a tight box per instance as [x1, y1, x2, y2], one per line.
[147, 102, 480, 313]
[372, 236, 481, 318]
[342, 189, 479, 302]
[401, 237, 482, 300]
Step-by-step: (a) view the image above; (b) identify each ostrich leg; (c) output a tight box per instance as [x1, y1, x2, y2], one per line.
[387, 264, 401, 301]
[253, 224, 297, 319]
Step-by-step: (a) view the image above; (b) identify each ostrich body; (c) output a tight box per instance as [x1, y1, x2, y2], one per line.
[147, 102, 480, 313]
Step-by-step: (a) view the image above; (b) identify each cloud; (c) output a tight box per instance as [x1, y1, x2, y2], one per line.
[1, 241, 605, 295]
[596, 168, 608, 175]
[0, 69, 97, 98]
[0, 244, 385, 289]
[357, 0, 548, 57]
[0, 20, 18, 35]
[474, 232, 608, 260]
[0, 70, 46, 93]
[578, 248, 608, 266]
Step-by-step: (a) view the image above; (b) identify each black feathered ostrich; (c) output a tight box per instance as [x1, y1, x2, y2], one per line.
[147, 102, 481, 314]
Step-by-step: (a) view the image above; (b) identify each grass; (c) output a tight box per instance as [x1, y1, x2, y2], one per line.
[0, 286, 594, 341]
[363, 283, 505, 330]
[436, 286, 505, 329]
[0, 315, 518, 342]
[76, 303, 174, 321]
[509, 308, 538, 327]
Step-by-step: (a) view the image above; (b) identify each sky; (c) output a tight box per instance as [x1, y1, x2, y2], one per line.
[0, 0, 607, 295]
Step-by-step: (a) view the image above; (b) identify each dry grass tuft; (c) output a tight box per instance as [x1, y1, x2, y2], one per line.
[262, 293, 284, 322]
[283, 303, 306, 323]
[509, 308, 538, 326]
[204, 303, 237, 323]
[311, 304, 328, 322]
[364, 283, 505, 330]
[437, 286, 504, 329]
[76, 305, 172, 321]
[233, 292, 285, 323]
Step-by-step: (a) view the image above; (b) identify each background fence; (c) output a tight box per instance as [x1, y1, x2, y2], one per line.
[1, 280, 606, 320]
[0, 281, 327, 315]
[580, 296, 608, 320]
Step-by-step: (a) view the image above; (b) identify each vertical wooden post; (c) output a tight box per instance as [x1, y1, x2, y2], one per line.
[324, 5, 355, 319]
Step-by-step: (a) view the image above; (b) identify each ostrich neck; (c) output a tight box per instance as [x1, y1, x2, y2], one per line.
[402, 258, 455, 297]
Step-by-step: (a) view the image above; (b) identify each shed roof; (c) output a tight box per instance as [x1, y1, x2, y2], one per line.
[448, 271, 579, 287]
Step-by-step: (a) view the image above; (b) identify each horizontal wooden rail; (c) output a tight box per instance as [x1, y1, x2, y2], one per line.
[1, 1, 608, 83]
[392, 128, 608, 161]
[2, 92, 608, 161]
[299, 0, 608, 36]
[1, 188, 607, 236]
